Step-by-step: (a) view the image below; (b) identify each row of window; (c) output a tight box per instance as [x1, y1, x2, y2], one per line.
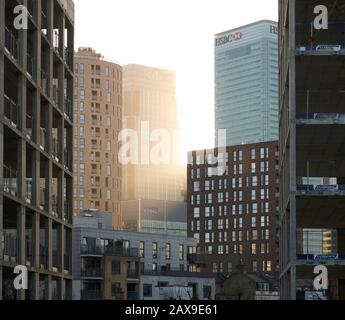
[192, 217, 271, 233]
[191, 189, 271, 205]
[75, 63, 122, 80]
[193, 202, 271, 218]
[203, 242, 271, 255]
[194, 227, 271, 242]
[191, 216, 270, 232]
[191, 162, 270, 180]
[211, 260, 272, 273]
[192, 147, 271, 166]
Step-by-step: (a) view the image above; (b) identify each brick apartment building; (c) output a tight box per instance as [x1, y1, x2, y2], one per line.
[187, 141, 279, 275]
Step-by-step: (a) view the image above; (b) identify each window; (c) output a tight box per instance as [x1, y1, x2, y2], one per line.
[251, 149, 256, 160]
[166, 243, 171, 260]
[79, 63, 84, 74]
[252, 244, 257, 255]
[193, 207, 200, 218]
[111, 283, 121, 296]
[139, 242, 145, 258]
[251, 163, 256, 173]
[80, 114, 85, 124]
[203, 286, 212, 299]
[152, 242, 158, 259]
[80, 101, 84, 112]
[143, 284, 152, 298]
[111, 261, 121, 275]
[179, 245, 184, 261]
[253, 261, 258, 272]
[80, 89, 85, 100]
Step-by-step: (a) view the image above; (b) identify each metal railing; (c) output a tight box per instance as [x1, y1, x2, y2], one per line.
[4, 95, 18, 126]
[127, 270, 139, 279]
[296, 113, 345, 121]
[296, 22, 345, 52]
[2, 165, 18, 196]
[81, 269, 103, 278]
[297, 184, 345, 192]
[41, 11, 48, 36]
[26, 113, 33, 139]
[64, 97, 73, 120]
[2, 230, 18, 261]
[39, 127, 46, 150]
[27, 53, 34, 77]
[5, 27, 19, 61]
[52, 138, 60, 160]
[127, 292, 139, 300]
[41, 69, 48, 95]
[40, 246, 48, 269]
[26, 179, 32, 202]
[81, 290, 102, 300]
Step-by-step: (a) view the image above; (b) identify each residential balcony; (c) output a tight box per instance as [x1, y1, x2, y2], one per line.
[296, 22, 345, 56]
[81, 290, 102, 300]
[5, 27, 19, 61]
[127, 270, 140, 280]
[127, 292, 139, 301]
[3, 95, 18, 128]
[81, 269, 103, 279]
[2, 231, 18, 263]
[26, 113, 33, 139]
[2, 165, 18, 197]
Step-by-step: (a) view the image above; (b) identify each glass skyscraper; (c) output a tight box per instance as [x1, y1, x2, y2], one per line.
[215, 20, 278, 146]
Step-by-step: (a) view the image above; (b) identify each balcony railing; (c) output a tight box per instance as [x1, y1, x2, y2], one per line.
[52, 138, 60, 161]
[4, 95, 18, 127]
[2, 165, 18, 196]
[26, 113, 33, 139]
[41, 11, 48, 36]
[127, 292, 139, 301]
[81, 290, 102, 300]
[80, 246, 139, 257]
[40, 246, 48, 269]
[64, 254, 71, 272]
[64, 97, 73, 120]
[297, 184, 345, 192]
[296, 22, 345, 53]
[127, 270, 139, 279]
[2, 231, 18, 262]
[296, 113, 345, 122]
[39, 127, 46, 150]
[5, 27, 19, 61]
[81, 269, 103, 278]
[27, 53, 34, 77]
[40, 69, 48, 95]
[25, 179, 32, 203]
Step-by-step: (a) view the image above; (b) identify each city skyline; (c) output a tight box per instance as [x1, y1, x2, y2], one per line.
[73, 0, 278, 161]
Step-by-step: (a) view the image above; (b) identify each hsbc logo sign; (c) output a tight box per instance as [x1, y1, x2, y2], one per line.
[216, 32, 243, 47]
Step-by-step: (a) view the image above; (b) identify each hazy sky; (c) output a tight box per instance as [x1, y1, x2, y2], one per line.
[74, 0, 278, 162]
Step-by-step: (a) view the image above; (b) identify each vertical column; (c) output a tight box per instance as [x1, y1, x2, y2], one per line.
[288, 0, 297, 301]
[58, 225, 65, 299]
[46, 219, 52, 299]
[17, 206, 26, 300]
[33, 212, 40, 300]
[0, 0, 5, 301]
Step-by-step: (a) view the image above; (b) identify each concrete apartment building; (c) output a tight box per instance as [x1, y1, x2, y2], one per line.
[73, 211, 215, 300]
[1, 0, 74, 299]
[73, 47, 122, 227]
[187, 141, 279, 275]
[215, 20, 279, 147]
[279, 0, 345, 300]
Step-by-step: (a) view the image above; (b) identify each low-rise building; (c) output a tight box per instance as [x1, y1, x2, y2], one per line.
[73, 210, 216, 300]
